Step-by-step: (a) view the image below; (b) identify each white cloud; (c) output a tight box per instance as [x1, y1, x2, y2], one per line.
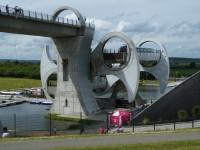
[88, 18, 112, 30]
[170, 21, 200, 37]
[0, 33, 55, 60]
[123, 21, 164, 34]
[64, 13, 78, 20]
[115, 21, 130, 32]
[87, 18, 113, 48]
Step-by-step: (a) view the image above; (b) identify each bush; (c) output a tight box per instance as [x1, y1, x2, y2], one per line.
[177, 109, 188, 121]
[143, 117, 150, 125]
[192, 105, 200, 119]
[67, 124, 80, 130]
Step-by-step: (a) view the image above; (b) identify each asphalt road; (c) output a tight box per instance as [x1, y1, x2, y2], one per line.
[0, 131, 200, 150]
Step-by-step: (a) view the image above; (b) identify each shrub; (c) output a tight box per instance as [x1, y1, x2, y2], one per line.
[67, 124, 80, 130]
[143, 117, 150, 125]
[177, 109, 188, 121]
[192, 105, 200, 119]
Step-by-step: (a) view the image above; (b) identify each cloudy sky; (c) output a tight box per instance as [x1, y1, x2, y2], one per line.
[0, 0, 200, 60]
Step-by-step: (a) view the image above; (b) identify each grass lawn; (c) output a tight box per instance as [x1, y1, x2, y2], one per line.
[52, 140, 200, 150]
[1, 129, 200, 150]
[0, 77, 41, 90]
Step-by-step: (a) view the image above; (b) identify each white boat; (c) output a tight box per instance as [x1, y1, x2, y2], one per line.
[29, 101, 42, 104]
[0, 94, 12, 100]
[0, 91, 24, 100]
[41, 101, 53, 105]
[0, 91, 23, 95]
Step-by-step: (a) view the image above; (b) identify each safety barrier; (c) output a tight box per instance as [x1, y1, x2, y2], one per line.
[0, 5, 95, 28]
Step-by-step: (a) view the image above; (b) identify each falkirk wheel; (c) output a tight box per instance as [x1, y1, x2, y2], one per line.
[40, 6, 169, 117]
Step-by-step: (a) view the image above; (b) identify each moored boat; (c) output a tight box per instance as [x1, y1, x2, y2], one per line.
[41, 101, 53, 105]
[29, 101, 42, 104]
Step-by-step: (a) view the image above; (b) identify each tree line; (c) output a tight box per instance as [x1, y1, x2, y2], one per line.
[0, 61, 40, 79]
[0, 59, 199, 80]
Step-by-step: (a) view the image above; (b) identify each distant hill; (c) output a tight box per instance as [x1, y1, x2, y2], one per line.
[0, 59, 40, 63]
[0, 57, 199, 63]
[169, 57, 200, 63]
[169, 57, 200, 68]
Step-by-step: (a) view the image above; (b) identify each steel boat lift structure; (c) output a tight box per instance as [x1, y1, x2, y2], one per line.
[40, 5, 169, 117]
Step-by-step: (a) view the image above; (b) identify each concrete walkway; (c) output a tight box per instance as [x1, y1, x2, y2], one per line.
[0, 131, 200, 150]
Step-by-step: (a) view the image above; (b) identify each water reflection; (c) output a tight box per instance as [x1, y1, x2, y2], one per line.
[0, 103, 50, 131]
[138, 85, 174, 101]
[0, 102, 50, 116]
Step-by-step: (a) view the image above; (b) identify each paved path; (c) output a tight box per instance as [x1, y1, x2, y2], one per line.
[0, 131, 200, 150]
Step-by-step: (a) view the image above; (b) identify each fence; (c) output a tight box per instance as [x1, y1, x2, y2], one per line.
[0, 5, 95, 28]
[131, 118, 200, 133]
[0, 112, 200, 137]
[0, 112, 107, 137]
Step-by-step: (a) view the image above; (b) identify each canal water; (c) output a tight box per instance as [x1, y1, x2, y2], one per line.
[0, 102, 51, 132]
[0, 102, 50, 116]
[0, 84, 177, 133]
[0, 85, 175, 116]
[138, 85, 173, 101]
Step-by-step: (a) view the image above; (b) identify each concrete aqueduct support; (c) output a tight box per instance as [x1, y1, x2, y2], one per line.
[91, 32, 140, 103]
[137, 38, 169, 93]
[91, 36, 169, 104]
[40, 6, 169, 117]
[40, 6, 100, 116]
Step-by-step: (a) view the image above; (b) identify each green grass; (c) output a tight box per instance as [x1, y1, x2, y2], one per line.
[45, 114, 102, 125]
[51, 140, 200, 150]
[170, 68, 200, 77]
[0, 77, 41, 90]
[1, 128, 200, 149]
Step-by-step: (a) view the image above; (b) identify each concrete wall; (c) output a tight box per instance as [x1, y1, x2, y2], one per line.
[134, 71, 200, 123]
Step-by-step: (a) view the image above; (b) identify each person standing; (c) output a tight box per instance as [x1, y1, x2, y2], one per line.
[106, 128, 110, 134]
[98, 125, 104, 134]
[6, 5, 9, 14]
[113, 125, 120, 133]
[118, 126, 124, 133]
[2, 127, 10, 138]
[80, 125, 85, 134]
[53, 127, 57, 136]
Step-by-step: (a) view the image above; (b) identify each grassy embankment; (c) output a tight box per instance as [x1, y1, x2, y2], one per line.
[0, 77, 41, 90]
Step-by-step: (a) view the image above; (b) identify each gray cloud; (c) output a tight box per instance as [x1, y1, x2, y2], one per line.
[104, 11, 141, 21]
[167, 44, 200, 58]
[170, 21, 200, 37]
[122, 21, 164, 35]
[0, 0, 200, 59]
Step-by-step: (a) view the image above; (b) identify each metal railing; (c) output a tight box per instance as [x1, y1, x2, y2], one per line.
[136, 47, 161, 61]
[0, 5, 95, 28]
[103, 47, 161, 62]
